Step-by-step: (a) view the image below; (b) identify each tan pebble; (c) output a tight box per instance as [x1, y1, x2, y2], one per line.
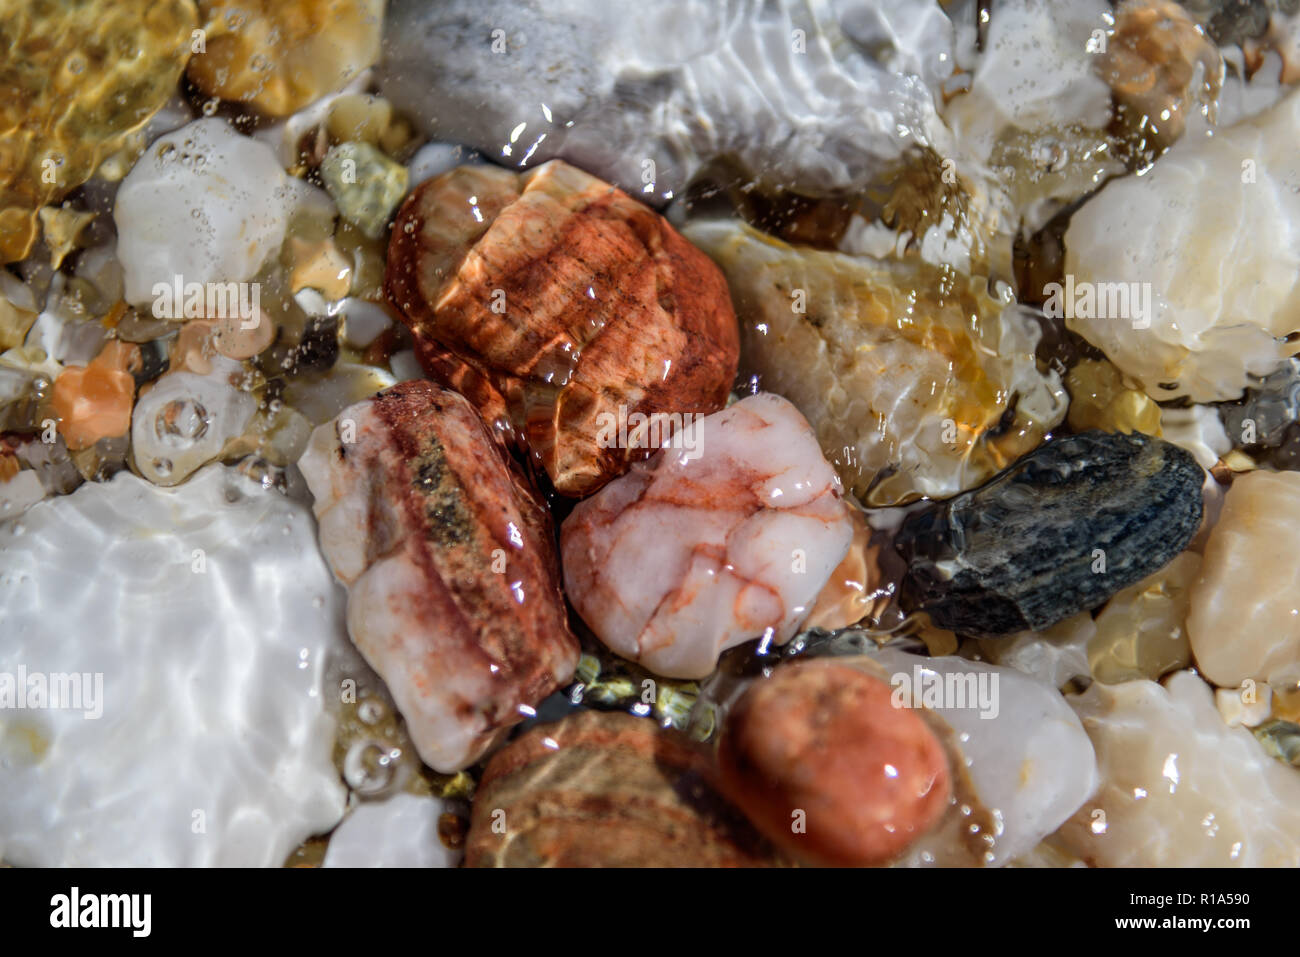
[1066, 358, 1162, 437]
[326, 94, 393, 146]
[170, 320, 218, 375]
[804, 506, 886, 632]
[286, 235, 353, 300]
[38, 206, 96, 269]
[212, 308, 275, 360]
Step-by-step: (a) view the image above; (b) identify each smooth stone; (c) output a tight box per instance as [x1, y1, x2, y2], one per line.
[322, 792, 461, 868]
[114, 118, 304, 305]
[298, 380, 580, 773]
[561, 393, 853, 680]
[376, 0, 951, 205]
[319, 141, 409, 239]
[0, 465, 348, 866]
[465, 710, 782, 867]
[1063, 87, 1300, 402]
[1187, 469, 1300, 686]
[868, 647, 1099, 867]
[895, 430, 1204, 638]
[1055, 671, 1300, 866]
[717, 658, 951, 867]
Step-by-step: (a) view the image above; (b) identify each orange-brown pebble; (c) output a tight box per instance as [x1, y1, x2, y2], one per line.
[718, 658, 951, 867]
[465, 711, 783, 868]
[385, 160, 740, 496]
[50, 340, 138, 450]
[802, 505, 885, 632]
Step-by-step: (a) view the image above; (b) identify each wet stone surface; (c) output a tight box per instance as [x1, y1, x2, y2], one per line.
[894, 430, 1204, 638]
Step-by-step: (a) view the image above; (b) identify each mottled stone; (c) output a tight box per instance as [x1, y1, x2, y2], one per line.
[385, 160, 739, 497]
[319, 141, 408, 240]
[561, 393, 853, 680]
[465, 711, 782, 867]
[717, 659, 950, 867]
[187, 0, 383, 117]
[895, 430, 1204, 638]
[1101, 0, 1223, 155]
[297, 380, 580, 773]
[685, 219, 1065, 506]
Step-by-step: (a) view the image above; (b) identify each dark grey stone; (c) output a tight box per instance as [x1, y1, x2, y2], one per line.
[894, 430, 1204, 638]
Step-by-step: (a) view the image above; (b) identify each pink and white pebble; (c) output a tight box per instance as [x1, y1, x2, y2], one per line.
[561, 392, 854, 679]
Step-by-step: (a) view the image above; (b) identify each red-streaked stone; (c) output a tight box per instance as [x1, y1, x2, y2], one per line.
[298, 379, 580, 773]
[385, 159, 739, 496]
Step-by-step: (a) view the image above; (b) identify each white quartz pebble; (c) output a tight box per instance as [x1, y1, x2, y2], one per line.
[115, 118, 302, 305]
[1064, 88, 1300, 401]
[562, 393, 853, 679]
[870, 648, 1099, 866]
[1055, 671, 1300, 866]
[0, 465, 348, 867]
[130, 363, 257, 487]
[323, 793, 462, 868]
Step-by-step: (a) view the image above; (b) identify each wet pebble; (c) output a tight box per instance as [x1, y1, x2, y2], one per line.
[561, 393, 853, 679]
[717, 658, 951, 867]
[895, 430, 1204, 638]
[385, 160, 739, 496]
[465, 710, 782, 867]
[297, 380, 580, 773]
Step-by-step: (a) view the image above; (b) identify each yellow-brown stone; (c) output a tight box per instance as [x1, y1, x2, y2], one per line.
[187, 0, 383, 117]
[0, 0, 197, 262]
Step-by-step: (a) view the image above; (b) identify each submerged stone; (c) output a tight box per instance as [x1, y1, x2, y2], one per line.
[895, 430, 1204, 638]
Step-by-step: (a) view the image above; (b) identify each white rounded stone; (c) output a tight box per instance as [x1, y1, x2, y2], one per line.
[115, 118, 300, 305]
[323, 792, 461, 868]
[1056, 671, 1300, 866]
[0, 465, 348, 866]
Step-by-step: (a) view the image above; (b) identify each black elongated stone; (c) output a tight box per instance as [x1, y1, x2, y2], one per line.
[894, 430, 1204, 638]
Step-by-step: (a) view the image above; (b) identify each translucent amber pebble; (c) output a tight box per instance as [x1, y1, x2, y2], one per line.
[0, 0, 197, 262]
[187, 0, 383, 117]
[686, 219, 1065, 505]
[1087, 551, 1200, 684]
[1066, 358, 1162, 436]
[1100, 0, 1222, 155]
